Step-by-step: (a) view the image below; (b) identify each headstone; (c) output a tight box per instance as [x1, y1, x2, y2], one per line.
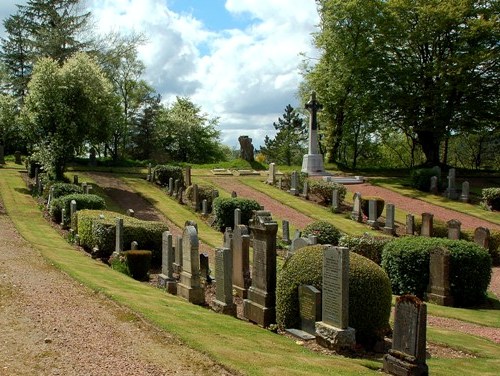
[232, 224, 251, 298]
[131, 241, 138, 250]
[447, 219, 461, 240]
[212, 247, 237, 316]
[290, 171, 299, 196]
[288, 237, 310, 257]
[173, 179, 180, 198]
[89, 147, 97, 166]
[168, 177, 174, 196]
[234, 208, 241, 228]
[302, 180, 309, 199]
[81, 182, 87, 193]
[147, 163, 152, 182]
[474, 227, 490, 249]
[315, 246, 355, 350]
[460, 181, 470, 203]
[192, 184, 200, 211]
[184, 166, 192, 187]
[73, 175, 79, 185]
[430, 176, 438, 194]
[231, 191, 237, 198]
[199, 253, 211, 284]
[267, 163, 276, 185]
[202, 199, 208, 215]
[420, 213, 433, 237]
[0, 145, 4, 164]
[86, 185, 92, 195]
[173, 235, 183, 276]
[383, 295, 428, 376]
[177, 188, 183, 204]
[223, 227, 233, 249]
[426, 247, 453, 306]
[331, 189, 340, 213]
[70, 200, 77, 230]
[243, 211, 278, 327]
[158, 231, 177, 294]
[282, 220, 290, 244]
[14, 151, 22, 164]
[278, 177, 283, 190]
[299, 284, 322, 336]
[127, 208, 135, 217]
[367, 199, 379, 229]
[301, 91, 325, 174]
[406, 214, 415, 235]
[115, 218, 124, 254]
[351, 192, 362, 222]
[47, 186, 55, 209]
[308, 235, 318, 245]
[177, 225, 204, 304]
[384, 203, 396, 235]
[238, 135, 254, 162]
[446, 168, 458, 200]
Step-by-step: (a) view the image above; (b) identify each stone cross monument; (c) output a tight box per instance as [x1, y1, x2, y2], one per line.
[301, 91, 325, 175]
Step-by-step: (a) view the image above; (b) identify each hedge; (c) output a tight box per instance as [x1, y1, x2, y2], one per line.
[302, 220, 342, 245]
[152, 165, 184, 187]
[381, 237, 491, 306]
[212, 197, 261, 231]
[125, 250, 152, 281]
[77, 210, 168, 265]
[49, 182, 83, 199]
[482, 188, 500, 211]
[49, 194, 106, 224]
[339, 234, 392, 265]
[185, 184, 216, 211]
[307, 180, 347, 205]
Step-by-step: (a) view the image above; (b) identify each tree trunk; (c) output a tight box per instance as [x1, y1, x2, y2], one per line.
[417, 130, 441, 166]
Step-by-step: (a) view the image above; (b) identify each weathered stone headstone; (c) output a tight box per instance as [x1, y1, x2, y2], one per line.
[301, 91, 325, 174]
[430, 176, 438, 194]
[202, 199, 208, 215]
[267, 163, 276, 185]
[177, 187, 183, 204]
[460, 181, 470, 203]
[420, 213, 433, 237]
[331, 189, 340, 213]
[299, 284, 322, 336]
[192, 184, 200, 211]
[474, 227, 490, 249]
[238, 135, 254, 162]
[14, 151, 22, 164]
[446, 168, 458, 200]
[86, 185, 92, 195]
[293, 229, 302, 240]
[288, 237, 309, 257]
[278, 177, 283, 190]
[168, 177, 174, 196]
[0, 145, 4, 164]
[302, 180, 309, 199]
[127, 208, 135, 217]
[47, 186, 55, 209]
[383, 295, 428, 376]
[212, 247, 236, 316]
[384, 203, 396, 235]
[351, 192, 362, 222]
[232, 224, 251, 298]
[158, 231, 177, 294]
[173, 179, 180, 198]
[290, 171, 299, 196]
[73, 175, 79, 185]
[282, 220, 290, 244]
[243, 211, 278, 327]
[308, 235, 318, 245]
[115, 218, 124, 254]
[177, 225, 204, 304]
[447, 219, 461, 240]
[231, 191, 237, 198]
[223, 227, 233, 249]
[173, 235, 183, 276]
[131, 241, 138, 250]
[426, 247, 453, 306]
[367, 199, 379, 229]
[81, 182, 87, 193]
[234, 208, 241, 228]
[184, 166, 192, 187]
[406, 214, 415, 235]
[70, 200, 77, 230]
[316, 246, 355, 350]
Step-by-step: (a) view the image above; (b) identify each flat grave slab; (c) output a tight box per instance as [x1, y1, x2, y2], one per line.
[285, 328, 316, 341]
[323, 176, 364, 185]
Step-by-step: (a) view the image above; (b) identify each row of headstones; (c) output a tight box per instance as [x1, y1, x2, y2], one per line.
[146, 164, 193, 187]
[432, 167, 470, 202]
[351, 193, 397, 234]
[0, 147, 22, 165]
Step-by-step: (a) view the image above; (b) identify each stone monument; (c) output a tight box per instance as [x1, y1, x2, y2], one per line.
[212, 247, 237, 316]
[301, 91, 325, 175]
[425, 247, 453, 306]
[158, 231, 177, 294]
[232, 224, 251, 298]
[238, 135, 254, 162]
[177, 225, 205, 305]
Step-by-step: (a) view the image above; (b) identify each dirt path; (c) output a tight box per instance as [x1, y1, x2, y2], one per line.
[0, 200, 232, 376]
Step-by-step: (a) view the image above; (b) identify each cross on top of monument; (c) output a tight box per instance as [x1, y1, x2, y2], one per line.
[305, 91, 323, 131]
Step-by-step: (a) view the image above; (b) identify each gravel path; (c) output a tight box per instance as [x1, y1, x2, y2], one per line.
[0, 200, 231, 376]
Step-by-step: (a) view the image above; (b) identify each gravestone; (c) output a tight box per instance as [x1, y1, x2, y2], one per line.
[47, 186, 55, 209]
[223, 227, 233, 249]
[406, 214, 415, 235]
[331, 189, 340, 213]
[384, 203, 396, 235]
[73, 175, 79, 185]
[445, 168, 458, 200]
[290, 171, 299, 196]
[173, 235, 183, 276]
[127, 208, 135, 217]
[238, 135, 254, 162]
[278, 177, 283, 190]
[212, 247, 237, 316]
[192, 184, 200, 211]
[243, 211, 278, 327]
[460, 181, 470, 203]
[308, 235, 318, 245]
[177, 187, 183, 204]
[231, 191, 237, 198]
[177, 225, 204, 304]
[474, 227, 490, 249]
[0, 145, 4, 164]
[199, 253, 211, 284]
[14, 151, 22, 164]
[115, 218, 124, 255]
[299, 284, 322, 336]
[267, 163, 276, 185]
[367, 199, 379, 229]
[234, 208, 241, 228]
[232, 224, 251, 298]
[420, 213, 433, 237]
[81, 182, 87, 193]
[168, 177, 174, 196]
[202, 199, 208, 215]
[301, 91, 325, 174]
[302, 180, 309, 199]
[173, 179, 180, 198]
[185, 166, 192, 187]
[430, 176, 438, 194]
[447, 219, 461, 240]
[158, 231, 176, 294]
[70, 200, 77, 230]
[351, 192, 362, 222]
[282, 220, 290, 244]
[383, 295, 428, 376]
[288, 237, 310, 257]
[425, 247, 453, 306]
[315, 246, 355, 350]
[131, 241, 138, 250]
[147, 163, 152, 182]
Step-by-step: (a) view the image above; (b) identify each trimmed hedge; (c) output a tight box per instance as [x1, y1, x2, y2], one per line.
[152, 165, 184, 187]
[308, 180, 347, 205]
[77, 210, 168, 265]
[302, 220, 342, 245]
[125, 250, 152, 281]
[185, 184, 216, 211]
[49, 194, 106, 224]
[212, 197, 261, 231]
[410, 167, 440, 192]
[50, 182, 83, 199]
[339, 234, 392, 265]
[276, 245, 392, 347]
[360, 196, 385, 218]
[482, 188, 500, 211]
[381, 237, 491, 306]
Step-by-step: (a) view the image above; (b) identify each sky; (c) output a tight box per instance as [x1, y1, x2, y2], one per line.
[0, 0, 320, 149]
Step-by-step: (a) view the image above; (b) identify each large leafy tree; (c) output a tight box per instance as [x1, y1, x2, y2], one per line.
[22, 52, 117, 179]
[261, 104, 307, 165]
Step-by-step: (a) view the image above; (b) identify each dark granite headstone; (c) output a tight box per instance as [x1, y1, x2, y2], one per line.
[299, 284, 322, 335]
[425, 247, 453, 306]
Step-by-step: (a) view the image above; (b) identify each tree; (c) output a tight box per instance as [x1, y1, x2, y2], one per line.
[260, 104, 307, 165]
[22, 52, 117, 179]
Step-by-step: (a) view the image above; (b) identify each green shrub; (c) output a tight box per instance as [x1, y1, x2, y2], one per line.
[49, 194, 106, 224]
[382, 237, 491, 306]
[109, 252, 130, 276]
[302, 221, 342, 245]
[410, 168, 440, 192]
[339, 234, 392, 265]
[276, 245, 392, 347]
[212, 197, 261, 231]
[308, 180, 347, 205]
[152, 165, 184, 187]
[125, 250, 152, 281]
[50, 182, 83, 198]
[360, 196, 385, 218]
[77, 210, 168, 265]
[461, 229, 500, 266]
[185, 184, 216, 211]
[482, 188, 500, 211]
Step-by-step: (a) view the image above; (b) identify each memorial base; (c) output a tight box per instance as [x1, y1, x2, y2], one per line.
[301, 154, 325, 175]
[383, 351, 429, 376]
[212, 300, 237, 316]
[157, 274, 177, 295]
[243, 299, 275, 328]
[233, 285, 248, 299]
[315, 322, 356, 351]
[383, 226, 395, 235]
[177, 272, 204, 305]
[367, 220, 379, 229]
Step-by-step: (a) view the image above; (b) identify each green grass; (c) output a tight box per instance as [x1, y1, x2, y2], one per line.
[426, 297, 500, 328]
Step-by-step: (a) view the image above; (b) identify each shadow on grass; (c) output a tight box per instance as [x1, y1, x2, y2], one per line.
[14, 187, 31, 195]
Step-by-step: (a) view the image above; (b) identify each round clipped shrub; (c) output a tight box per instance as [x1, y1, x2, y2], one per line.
[124, 250, 152, 281]
[302, 220, 342, 245]
[212, 197, 261, 232]
[382, 237, 491, 306]
[339, 234, 393, 265]
[152, 164, 183, 187]
[276, 245, 392, 347]
[308, 180, 347, 205]
[410, 168, 440, 192]
[185, 184, 216, 211]
[50, 182, 83, 199]
[360, 196, 385, 218]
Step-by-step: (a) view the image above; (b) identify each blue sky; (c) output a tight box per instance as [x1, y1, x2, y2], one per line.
[0, 0, 320, 149]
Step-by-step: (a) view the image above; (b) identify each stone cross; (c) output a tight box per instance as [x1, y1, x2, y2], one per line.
[282, 220, 290, 244]
[305, 91, 323, 154]
[212, 247, 237, 316]
[447, 219, 461, 240]
[426, 247, 453, 306]
[232, 224, 251, 298]
[460, 181, 470, 203]
[421, 213, 434, 237]
[177, 225, 204, 304]
[351, 193, 362, 222]
[383, 203, 395, 235]
[115, 218, 124, 254]
[406, 214, 415, 235]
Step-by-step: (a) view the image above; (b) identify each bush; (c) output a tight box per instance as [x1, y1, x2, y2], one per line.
[339, 234, 392, 265]
[276, 245, 392, 347]
[381, 237, 491, 306]
[49, 194, 106, 224]
[152, 165, 184, 187]
[185, 184, 216, 211]
[125, 250, 152, 281]
[212, 197, 261, 231]
[360, 196, 385, 218]
[77, 210, 168, 265]
[308, 180, 347, 205]
[109, 252, 130, 276]
[410, 168, 440, 192]
[482, 188, 500, 211]
[50, 182, 83, 199]
[302, 221, 342, 245]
